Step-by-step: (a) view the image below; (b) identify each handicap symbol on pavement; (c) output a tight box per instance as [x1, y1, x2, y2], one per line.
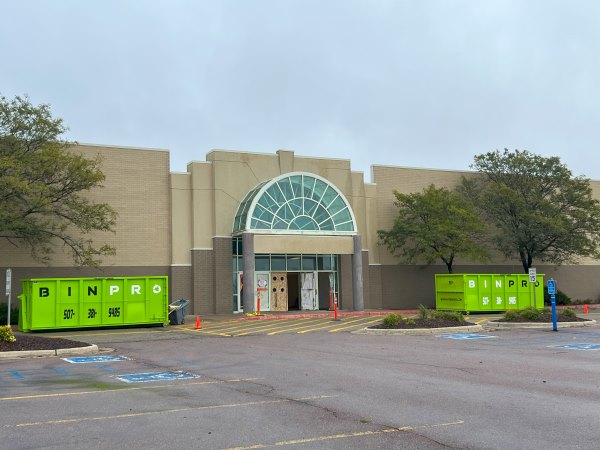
[550, 344, 600, 350]
[62, 355, 129, 364]
[438, 334, 496, 340]
[116, 371, 200, 383]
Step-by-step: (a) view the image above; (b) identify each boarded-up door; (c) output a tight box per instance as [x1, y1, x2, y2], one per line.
[271, 272, 288, 311]
[301, 272, 318, 310]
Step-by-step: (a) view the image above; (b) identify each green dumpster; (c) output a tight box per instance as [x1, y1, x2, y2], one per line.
[435, 274, 544, 312]
[18, 276, 169, 332]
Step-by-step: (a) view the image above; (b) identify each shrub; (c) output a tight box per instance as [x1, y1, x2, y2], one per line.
[417, 304, 429, 319]
[503, 307, 544, 321]
[561, 308, 577, 318]
[0, 325, 16, 343]
[0, 304, 18, 325]
[430, 310, 465, 323]
[406, 318, 416, 326]
[381, 313, 403, 328]
[520, 306, 542, 321]
[544, 287, 571, 306]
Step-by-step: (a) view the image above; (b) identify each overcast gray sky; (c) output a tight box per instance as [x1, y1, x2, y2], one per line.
[1, 0, 598, 181]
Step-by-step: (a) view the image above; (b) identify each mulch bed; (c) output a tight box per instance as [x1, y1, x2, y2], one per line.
[497, 312, 589, 323]
[0, 332, 90, 352]
[371, 318, 474, 329]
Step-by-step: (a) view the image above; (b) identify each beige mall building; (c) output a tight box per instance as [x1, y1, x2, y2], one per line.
[3, 144, 600, 314]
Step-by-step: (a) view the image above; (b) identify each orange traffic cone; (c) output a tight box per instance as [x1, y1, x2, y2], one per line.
[195, 315, 202, 329]
[584, 304, 589, 314]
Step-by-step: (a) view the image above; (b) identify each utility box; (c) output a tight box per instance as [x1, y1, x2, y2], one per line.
[18, 276, 169, 332]
[435, 274, 544, 312]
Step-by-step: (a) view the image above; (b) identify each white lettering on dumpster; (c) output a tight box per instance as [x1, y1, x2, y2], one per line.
[496, 280, 502, 288]
[482, 297, 490, 305]
[131, 285, 141, 295]
[468, 280, 475, 288]
[508, 296, 517, 305]
[110, 286, 119, 295]
[496, 297, 502, 305]
[152, 285, 161, 294]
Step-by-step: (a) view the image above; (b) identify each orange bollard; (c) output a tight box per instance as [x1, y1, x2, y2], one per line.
[334, 300, 339, 321]
[257, 295, 261, 315]
[195, 315, 202, 329]
[584, 304, 589, 314]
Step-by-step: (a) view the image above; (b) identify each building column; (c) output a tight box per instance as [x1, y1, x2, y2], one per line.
[352, 234, 364, 311]
[242, 232, 255, 313]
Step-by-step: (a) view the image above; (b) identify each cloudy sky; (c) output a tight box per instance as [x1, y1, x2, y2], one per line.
[1, 0, 598, 181]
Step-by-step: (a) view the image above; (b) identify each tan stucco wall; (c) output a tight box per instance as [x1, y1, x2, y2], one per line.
[170, 172, 193, 265]
[373, 165, 477, 266]
[0, 144, 171, 267]
[254, 235, 355, 254]
[190, 162, 215, 249]
[197, 149, 366, 242]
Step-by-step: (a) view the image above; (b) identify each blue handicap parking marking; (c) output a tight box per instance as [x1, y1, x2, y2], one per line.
[439, 333, 496, 340]
[551, 344, 600, 350]
[62, 355, 129, 364]
[116, 371, 200, 383]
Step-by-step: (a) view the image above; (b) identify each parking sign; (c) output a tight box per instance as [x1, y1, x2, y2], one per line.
[528, 268, 536, 283]
[547, 279, 556, 295]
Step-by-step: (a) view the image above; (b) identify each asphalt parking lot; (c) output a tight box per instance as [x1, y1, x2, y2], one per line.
[2, 313, 600, 449]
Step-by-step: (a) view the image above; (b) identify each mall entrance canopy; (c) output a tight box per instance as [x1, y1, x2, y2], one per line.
[232, 172, 364, 313]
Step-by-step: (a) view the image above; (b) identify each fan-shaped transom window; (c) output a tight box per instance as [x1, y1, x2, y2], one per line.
[232, 173, 356, 234]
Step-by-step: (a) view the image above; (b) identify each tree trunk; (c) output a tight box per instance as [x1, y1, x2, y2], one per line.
[519, 249, 529, 273]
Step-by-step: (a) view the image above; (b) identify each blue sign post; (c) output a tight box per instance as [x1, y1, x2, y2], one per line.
[547, 278, 557, 332]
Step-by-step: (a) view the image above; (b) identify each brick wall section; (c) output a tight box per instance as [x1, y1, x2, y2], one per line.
[367, 265, 383, 310]
[379, 264, 600, 308]
[361, 250, 370, 309]
[381, 265, 440, 309]
[192, 249, 215, 314]
[170, 266, 192, 305]
[213, 237, 233, 314]
[340, 254, 353, 310]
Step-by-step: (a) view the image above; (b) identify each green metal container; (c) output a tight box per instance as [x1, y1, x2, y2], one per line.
[435, 274, 544, 312]
[18, 276, 169, 332]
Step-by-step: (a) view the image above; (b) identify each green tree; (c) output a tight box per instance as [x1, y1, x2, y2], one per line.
[0, 95, 117, 266]
[462, 149, 600, 273]
[378, 184, 488, 273]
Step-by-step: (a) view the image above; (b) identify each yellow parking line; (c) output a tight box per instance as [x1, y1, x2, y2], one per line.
[267, 319, 340, 335]
[297, 316, 372, 334]
[328, 317, 383, 332]
[234, 318, 322, 336]
[217, 318, 313, 334]
[192, 318, 308, 333]
[177, 328, 232, 337]
[0, 378, 263, 402]
[224, 419, 465, 449]
[5, 395, 336, 428]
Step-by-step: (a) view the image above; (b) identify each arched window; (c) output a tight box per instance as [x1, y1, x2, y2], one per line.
[232, 173, 356, 234]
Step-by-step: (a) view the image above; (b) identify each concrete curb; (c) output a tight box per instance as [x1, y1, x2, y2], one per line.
[0, 344, 99, 359]
[485, 320, 597, 330]
[353, 324, 484, 336]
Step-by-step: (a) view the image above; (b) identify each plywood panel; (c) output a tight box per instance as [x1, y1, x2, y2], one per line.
[271, 272, 288, 311]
